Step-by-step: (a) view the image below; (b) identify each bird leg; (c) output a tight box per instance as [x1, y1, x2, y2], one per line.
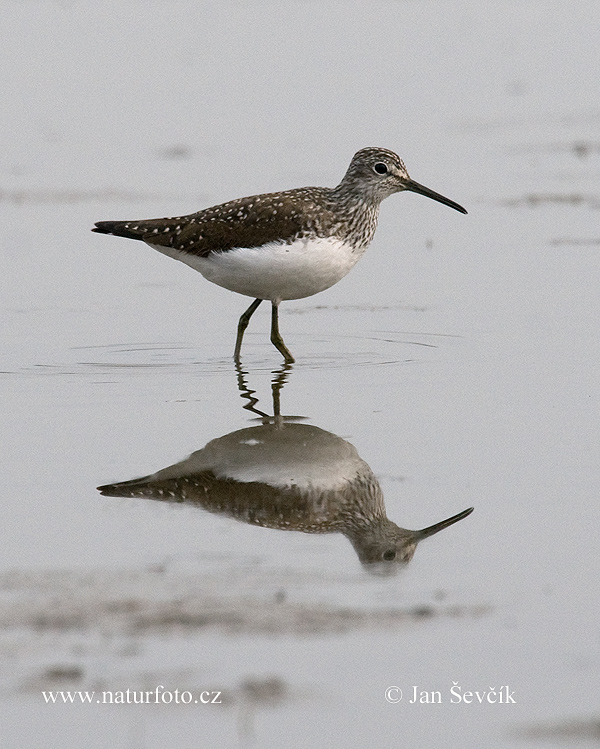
[270, 302, 295, 363]
[234, 298, 262, 361]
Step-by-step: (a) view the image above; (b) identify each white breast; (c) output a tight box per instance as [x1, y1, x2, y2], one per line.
[148, 236, 366, 302]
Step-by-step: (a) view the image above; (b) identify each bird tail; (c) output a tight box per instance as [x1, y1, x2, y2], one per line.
[92, 220, 148, 240]
[97, 476, 152, 497]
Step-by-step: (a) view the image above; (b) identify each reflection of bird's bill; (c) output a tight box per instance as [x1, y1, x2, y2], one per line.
[405, 179, 468, 214]
[413, 507, 474, 540]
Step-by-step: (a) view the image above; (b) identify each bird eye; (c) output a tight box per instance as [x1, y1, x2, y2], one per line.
[382, 549, 396, 561]
[374, 162, 388, 175]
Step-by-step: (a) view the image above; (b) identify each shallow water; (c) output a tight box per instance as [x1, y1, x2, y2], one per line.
[2, 1, 600, 747]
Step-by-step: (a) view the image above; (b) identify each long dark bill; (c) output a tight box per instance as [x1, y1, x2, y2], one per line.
[414, 507, 474, 540]
[406, 179, 468, 214]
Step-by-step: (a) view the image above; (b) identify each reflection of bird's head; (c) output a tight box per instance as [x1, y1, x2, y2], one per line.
[346, 508, 474, 576]
[345, 518, 421, 575]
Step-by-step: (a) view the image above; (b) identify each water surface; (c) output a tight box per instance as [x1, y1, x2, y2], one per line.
[2, 1, 600, 746]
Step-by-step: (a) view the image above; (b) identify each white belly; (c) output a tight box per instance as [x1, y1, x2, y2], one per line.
[148, 236, 365, 302]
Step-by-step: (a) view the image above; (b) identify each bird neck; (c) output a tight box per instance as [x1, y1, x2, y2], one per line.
[329, 186, 381, 249]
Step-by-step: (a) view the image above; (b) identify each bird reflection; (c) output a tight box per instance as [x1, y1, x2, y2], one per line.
[234, 360, 293, 419]
[98, 365, 473, 574]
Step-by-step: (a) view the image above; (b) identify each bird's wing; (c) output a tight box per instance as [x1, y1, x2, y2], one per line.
[93, 189, 334, 257]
